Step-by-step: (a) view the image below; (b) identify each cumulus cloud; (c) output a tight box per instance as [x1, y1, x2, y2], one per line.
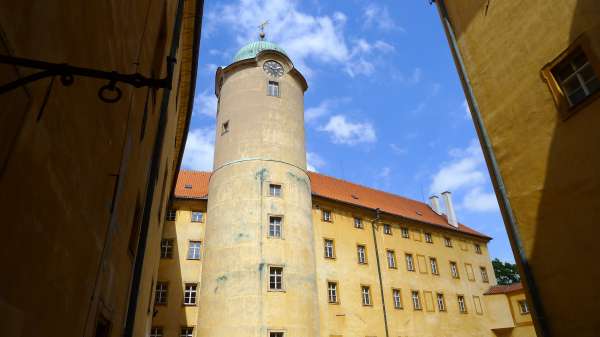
[182, 128, 215, 171]
[319, 115, 376, 145]
[462, 187, 499, 212]
[393, 67, 422, 85]
[307, 152, 326, 172]
[193, 90, 218, 118]
[363, 4, 403, 32]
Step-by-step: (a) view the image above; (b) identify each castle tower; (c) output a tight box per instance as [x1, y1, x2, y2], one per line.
[197, 37, 320, 337]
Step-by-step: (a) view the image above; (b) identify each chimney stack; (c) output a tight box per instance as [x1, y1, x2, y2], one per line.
[441, 191, 458, 228]
[429, 195, 442, 215]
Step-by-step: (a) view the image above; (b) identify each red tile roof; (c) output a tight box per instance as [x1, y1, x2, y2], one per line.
[174, 170, 491, 240]
[484, 283, 523, 295]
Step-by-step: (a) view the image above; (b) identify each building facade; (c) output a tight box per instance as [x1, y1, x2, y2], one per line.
[484, 283, 536, 337]
[0, 1, 202, 337]
[150, 39, 517, 337]
[434, 1, 600, 336]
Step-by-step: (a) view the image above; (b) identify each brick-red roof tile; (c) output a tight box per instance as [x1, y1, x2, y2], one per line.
[484, 283, 523, 295]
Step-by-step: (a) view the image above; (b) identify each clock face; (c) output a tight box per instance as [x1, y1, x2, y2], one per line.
[263, 60, 284, 77]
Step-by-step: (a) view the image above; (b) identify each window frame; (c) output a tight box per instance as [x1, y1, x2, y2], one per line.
[474, 243, 482, 254]
[183, 283, 197, 306]
[400, 227, 410, 238]
[322, 209, 332, 222]
[324, 238, 336, 259]
[449, 261, 460, 279]
[541, 33, 600, 120]
[480, 266, 489, 283]
[353, 216, 364, 229]
[436, 293, 446, 312]
[405, 253, 415, 272]
[386, 249, 397, 269]
[327, 281, 339, 304]
[221, 120, 229, 135]
[180, 327, 194, 337]
[150, 327, 164, 337]
[268, 215, 283, 239]
[160, 238, 174, 259]
[411, 290, 422, 311]
[268, 183, 283, 197]
[429, 257, 439, 275]
[444, 236, 453, 247]
[361, 285, 372, 306]
[392, 288, 403, 309]
[268, 265, 284, 291]
[457, 295, 467, 314]
[383, 224, 392, 235]
[267, 80, 280, 97]
[424, 232, 433, 243]
[155, 281, 168, 305]
[186, 240, 201, 260]
[190, 211, 203, 223]
[356, 244, 368, 264]
[518, 300, 530, 314]
[166, 209, 177, 221]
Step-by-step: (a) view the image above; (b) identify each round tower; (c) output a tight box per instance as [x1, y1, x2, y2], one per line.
[197, 38, 319, 337]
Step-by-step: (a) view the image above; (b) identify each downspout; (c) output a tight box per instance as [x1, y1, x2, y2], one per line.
[370, 208, 390, 337]
[433, 1, 549, 336]
[122, 0, 187, 336]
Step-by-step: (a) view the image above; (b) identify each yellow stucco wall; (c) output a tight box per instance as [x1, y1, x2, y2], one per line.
[483, 290, 536, 337]
[441, 1, 600, 336]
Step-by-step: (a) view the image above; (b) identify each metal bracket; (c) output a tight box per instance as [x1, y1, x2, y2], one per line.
[0, 55, 176, 103]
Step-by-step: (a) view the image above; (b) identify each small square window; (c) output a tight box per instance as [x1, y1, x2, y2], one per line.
[269, 216, 282, 238]
[322, 209, 332, 222]
[353, 217, 363, 229]
[424, 232, 433, 243]
[160, 239, 173, 259]
[269, 266, 283, 290]
[518, 300, 529, 314]
[267, 81, 280, 97]
[187, 241, 201, 260]
[269, 184, 282, 197]
[383, 224, 392, 235]
[191, 211, 203, 222]
[166, 209, 177, 221]
[183, 283, 197, 305]
[401, 227, 409, 238]
[552, 48, 600, 107]
[222, 121, 229, 134]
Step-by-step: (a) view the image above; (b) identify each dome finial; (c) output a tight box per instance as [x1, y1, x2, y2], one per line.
[258, 20, 269, 40]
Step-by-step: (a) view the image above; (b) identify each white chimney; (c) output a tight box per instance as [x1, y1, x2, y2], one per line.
[429, 195, 442, 215]
[441, 191, 458, 228]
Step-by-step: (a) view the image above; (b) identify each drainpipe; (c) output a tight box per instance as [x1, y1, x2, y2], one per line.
[433, 1, 549, 336]
[370, 208, 390, 337]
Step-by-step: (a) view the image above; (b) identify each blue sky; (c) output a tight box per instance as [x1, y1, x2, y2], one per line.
[182, 0, 514, 262]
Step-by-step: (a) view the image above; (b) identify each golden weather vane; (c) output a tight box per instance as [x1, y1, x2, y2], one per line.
[258, 20, 269, 40]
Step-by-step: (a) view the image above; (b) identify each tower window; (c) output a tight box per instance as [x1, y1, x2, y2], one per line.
[160, 239, 173, 259]
[187, 241, 201, 260]
[327, 281, 338, 303]
[155, 282, 168, 305]
[267, 80, 280, 97]
[183, 283, 197, 305]
[269, 184, 282, 197]
[269, 216, 282, 238]
[361, 285, 372, 306]
[324, 239, 335, 259]
[221, 121, 229, 134]
[269, 266, 283, 290]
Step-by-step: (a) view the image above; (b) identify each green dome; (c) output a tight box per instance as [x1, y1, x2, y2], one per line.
[233, 40, 288, 62]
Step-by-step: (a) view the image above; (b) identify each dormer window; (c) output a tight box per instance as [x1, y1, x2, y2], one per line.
[184, 184, 192, 189]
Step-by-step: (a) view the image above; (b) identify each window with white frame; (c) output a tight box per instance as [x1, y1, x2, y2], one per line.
[518, 300, 529, 314]
[183, 283, 197, 305]
[187, 241, 201, 260]
[180, 327, 193, 337]
[150, 327, 163, 337]
[450, 261, 459, 278]
[269, 216, 282, 238]
[269, 184, 282, 197]
[327, 281, 338, 303]
[405, 253, 415, 272]
[457, 295, 467, 313]
[155, 282, 168, 305]
[480, 267, 489, 283]
[430, 257, 439, 275]
[411, 290, 422, 310]
[160, 239, 173, 259]
[444, 237, 453, 247]
[392, 289, 402, 309]
[269, 266, 283, 290]
[383, 224, 392, 235]
[552, 48, 600, 107]
[475, 243, 482, 254]
[324, 239, 335, 259]
[166, 209, 176, 221]
[191, 211, 203, 222]
[267, 80, 280, 97]
[354, 217, 363, 229]
[357, 245, 367, 264]
[401, 227, 409, 238]
[386, 250, 396, 269]
[361, 286, 372, 305]
[437, 293, 446, 311]
[322, 209, 332, 222]
[424, 232, 433, 243]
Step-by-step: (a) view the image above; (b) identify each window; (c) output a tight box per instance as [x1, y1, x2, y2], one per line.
[180, 327, 193, 337]
[436, 293, 446, 312]
[444, 237, 452, 247]
[354, 217, 363, 229]
[166, 209, 176, 221]
[392, 289, 402, 309]
[269, 216, 282, 238]
[361, 286, 372, 306]
[191, 211, 203, 222]
[383, 224, 392, 235]
[187, 241, 201, 260]
[269, 184, 282, 197]
[269, 266, 283, 290]
[518, 300, 529, 314]
[552, 48, 600, 107]
[155, 282, 168, 305]
[267, 80, 280, 96]
[401, 227, 409, 238]
[405, 253, 415, 272]
[411, 291, 422, 310]
[269, 332, 284, 337]
[429, 257, 439, 275]
[424, 232, 433, 243]
[183, 283, 197, 305]
[327, 282, 338, 303]
[480, 267, 489, 283]
[457, 295, 467, 313]
[221, 121, 229, 134]
[184, 184, 192, 189]
[357, 245, 367, 264]
[475, 243, 482, 254]
[322, 209, 332, 222]
[150, 327, 163, 337]
[450, 261, 459, 279]
[386, 250, 396, 269]
[160, 239, 173, 259]
[324, 239, 335, 259]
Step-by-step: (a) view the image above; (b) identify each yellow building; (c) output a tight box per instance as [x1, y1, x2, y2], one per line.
[484, 283, 536, 337]
[150, 37, 526, 337]
[0, 1, 201, 337]
[434, 1, 600, 336]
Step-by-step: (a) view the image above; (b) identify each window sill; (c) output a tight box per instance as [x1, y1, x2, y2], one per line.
[362, 304, 373, 307]
[267, 288, 286, 293]
[328, 301, 340, 305]
[182, 303, 197, 307]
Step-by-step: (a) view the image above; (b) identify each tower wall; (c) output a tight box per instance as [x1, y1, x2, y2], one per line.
[197, 52, 319, 337]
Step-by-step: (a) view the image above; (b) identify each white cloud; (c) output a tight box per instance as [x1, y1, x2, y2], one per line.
[430, 140, 485, 194]
[389, 143, 408, 155]
[318, 115, 376, 145]
[363, 4, 403, 32]
[193, 90, 217, 118]
[307, 152, 326, 172]
[462, 187, 499, 212]
[305, 97, 351, 122]
[182, 128, 215, 171]
[393, 67, 422, 85]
